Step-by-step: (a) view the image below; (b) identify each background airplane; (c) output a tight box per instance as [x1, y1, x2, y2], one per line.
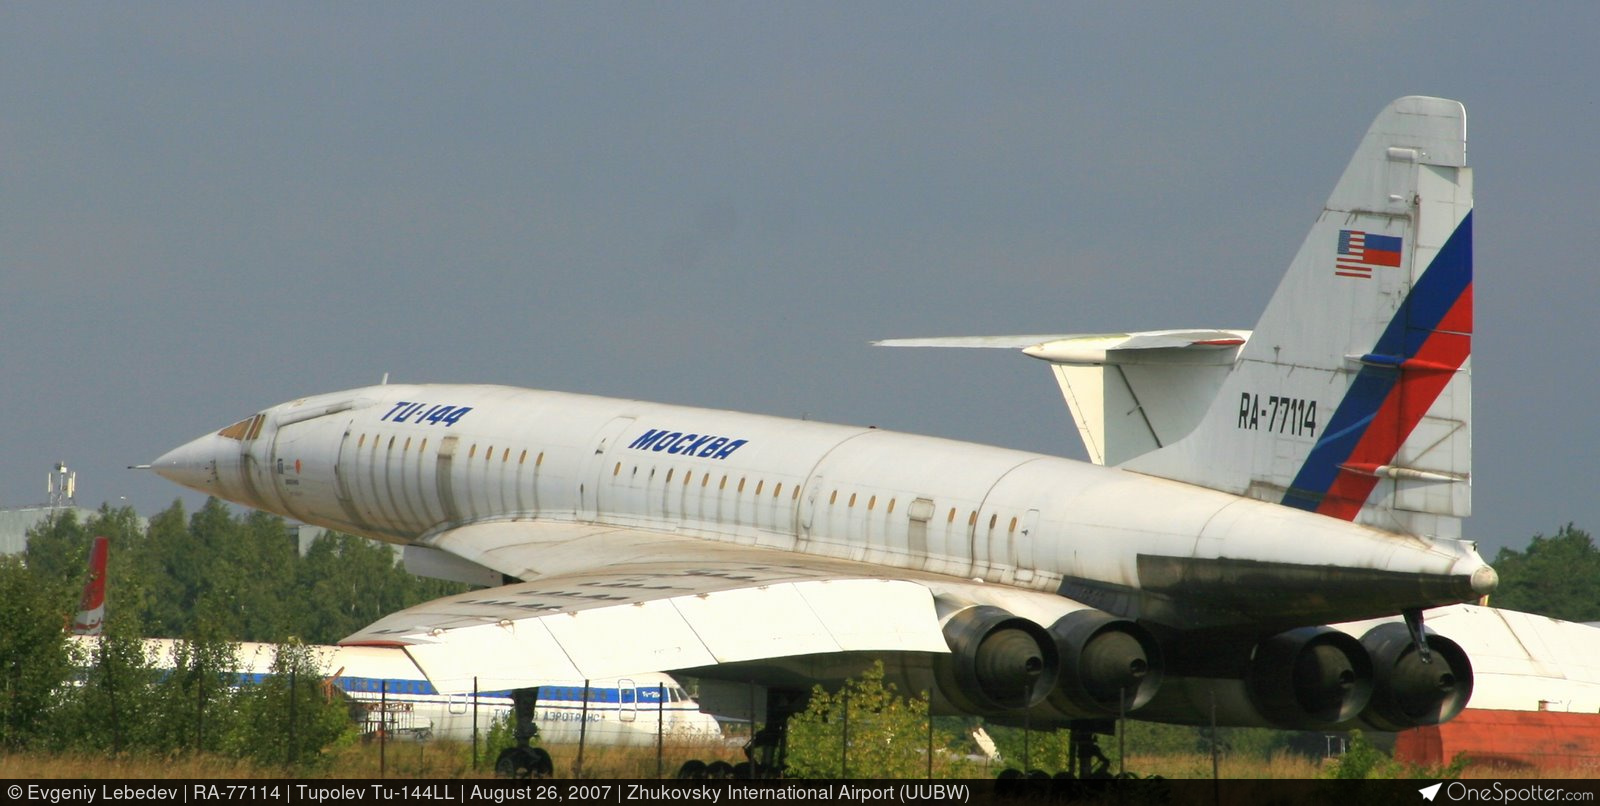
[150, 97, 1492, 777]
[66, 534, 723, 762]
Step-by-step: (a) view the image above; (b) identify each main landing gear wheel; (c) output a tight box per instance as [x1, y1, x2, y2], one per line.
[494, 746, 553, 779]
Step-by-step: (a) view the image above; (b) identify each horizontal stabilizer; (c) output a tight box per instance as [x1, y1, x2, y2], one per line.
[879, 330, 1249, 465]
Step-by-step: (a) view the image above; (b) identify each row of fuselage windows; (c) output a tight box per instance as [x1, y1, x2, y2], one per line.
[351, 432, 1029, 540]
[354, 433, 548, 470]
[607, 461, 1030, 540]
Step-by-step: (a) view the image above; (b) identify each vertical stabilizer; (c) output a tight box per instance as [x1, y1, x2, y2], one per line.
[1123, 97, 1473, 539]
[70, 535, 109, 636]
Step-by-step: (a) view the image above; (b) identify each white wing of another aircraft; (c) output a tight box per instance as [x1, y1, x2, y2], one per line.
[150, 98, 1493, 773]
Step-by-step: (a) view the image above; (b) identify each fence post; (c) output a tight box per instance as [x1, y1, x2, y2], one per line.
[576, 680, 591, 777]
[472, 676, 480, 771]
[288, 668, 298, 768]
[657, 683, 665, 779]
[195, 657, 205, 753]
[840, 689, 849, 779]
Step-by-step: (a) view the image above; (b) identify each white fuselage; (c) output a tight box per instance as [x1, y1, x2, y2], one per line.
[69, 636, 723, 746]
[156, 383, 1491, 634]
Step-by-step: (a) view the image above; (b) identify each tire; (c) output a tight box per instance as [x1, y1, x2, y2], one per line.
[495, 747, 535, 779]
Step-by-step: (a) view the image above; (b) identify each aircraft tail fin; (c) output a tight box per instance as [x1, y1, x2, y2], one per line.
[70, 535, 109, 636]
[880, 97, 1473, 539]
[1122, 96, 1473, 538]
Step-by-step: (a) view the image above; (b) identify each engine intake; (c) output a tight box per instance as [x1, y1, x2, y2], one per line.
[1246, 627, 1373, 727]
[1047, 610, 1163, 715]
[938, 605, 1059, 712]
[1359, 623, 1473, 731]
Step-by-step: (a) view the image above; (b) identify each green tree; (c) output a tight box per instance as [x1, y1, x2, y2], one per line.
[22, 509, 92, 586]
[51, 626, 163, 753]
[0, 555, 75, 749]
[88, 504, 156, 637]
[225, 641, 356, 771]
[295, 531, 467, 644]
[230, 510, 299, 641]
[786, 662, 949, 779]
[1491, 524, 1600, 621]
[143, 636, 242, 754]
[138, 500, 194, 636]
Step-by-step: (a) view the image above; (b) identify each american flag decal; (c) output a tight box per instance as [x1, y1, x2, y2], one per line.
[1336, 230, 1403, 278]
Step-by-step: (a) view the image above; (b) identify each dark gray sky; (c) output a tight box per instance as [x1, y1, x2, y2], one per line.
[4, 4, 1595, 558]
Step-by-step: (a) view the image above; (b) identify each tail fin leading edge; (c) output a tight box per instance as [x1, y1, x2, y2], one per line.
[1124, 96, 1473, 538]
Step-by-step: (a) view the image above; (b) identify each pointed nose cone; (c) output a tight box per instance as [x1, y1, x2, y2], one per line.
[152, 432, 225, 492]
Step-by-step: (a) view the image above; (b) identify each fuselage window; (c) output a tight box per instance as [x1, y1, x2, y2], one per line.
[486, 445, 495, 463]
[887, 498, 895, 514]
[989, 514, 998, 531]
[772, 482, 782, 499]
[613, 462, 622, 477]
[666, 469, 675, 483]
[719, 475, 728, 491]
[1009, 517, 1018, 533]
[754, 480, 763, 495]
[737, 477, 746, 493]
[387, 435, 395, 450]
[469, 444, 478, 459]
[404, 437, 412, 452]
[968, 511, 978, 527]
[792, 486, 801, 501]
[358, 434, 367, 449]
[829, 490, 838, 505]
[503, 447, 511, 462]
[420, 438, 428, 454]
[848, 493, 857, 508]
[536, 451, 545, 467]
[867, 495, 877, 510]
[948, 508, 957, 523]
[519, 449, 527, 464]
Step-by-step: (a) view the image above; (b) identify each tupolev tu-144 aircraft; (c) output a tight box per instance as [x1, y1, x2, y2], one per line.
[151, 97, 1491, 776]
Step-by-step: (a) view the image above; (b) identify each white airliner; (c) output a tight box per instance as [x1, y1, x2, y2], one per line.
[66, 536, 723, 757]
[151, 97, 1492, 775]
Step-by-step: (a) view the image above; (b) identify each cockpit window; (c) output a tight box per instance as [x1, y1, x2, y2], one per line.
[217, 414, 266, 441]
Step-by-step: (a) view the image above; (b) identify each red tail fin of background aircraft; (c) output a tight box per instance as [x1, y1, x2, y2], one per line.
[69, 535, 109, 636]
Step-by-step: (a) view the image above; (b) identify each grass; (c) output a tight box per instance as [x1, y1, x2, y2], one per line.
[4, 744, 1594, 780]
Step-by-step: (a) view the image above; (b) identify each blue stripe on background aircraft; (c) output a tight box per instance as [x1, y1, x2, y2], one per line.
[149, 97, 1494, 778]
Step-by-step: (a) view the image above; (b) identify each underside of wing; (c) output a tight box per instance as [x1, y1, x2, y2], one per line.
[348, 556, 951, 693]
[344, 521, 1161, 723]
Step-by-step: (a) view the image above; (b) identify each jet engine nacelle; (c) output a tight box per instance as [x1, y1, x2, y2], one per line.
[1136, 625, 1376, 730]
[1046, 610, 1163, 717]
[1357, 623, 1473, 731]
[936, 605, 1060, 713]
[1245, 626, 1373, 727]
